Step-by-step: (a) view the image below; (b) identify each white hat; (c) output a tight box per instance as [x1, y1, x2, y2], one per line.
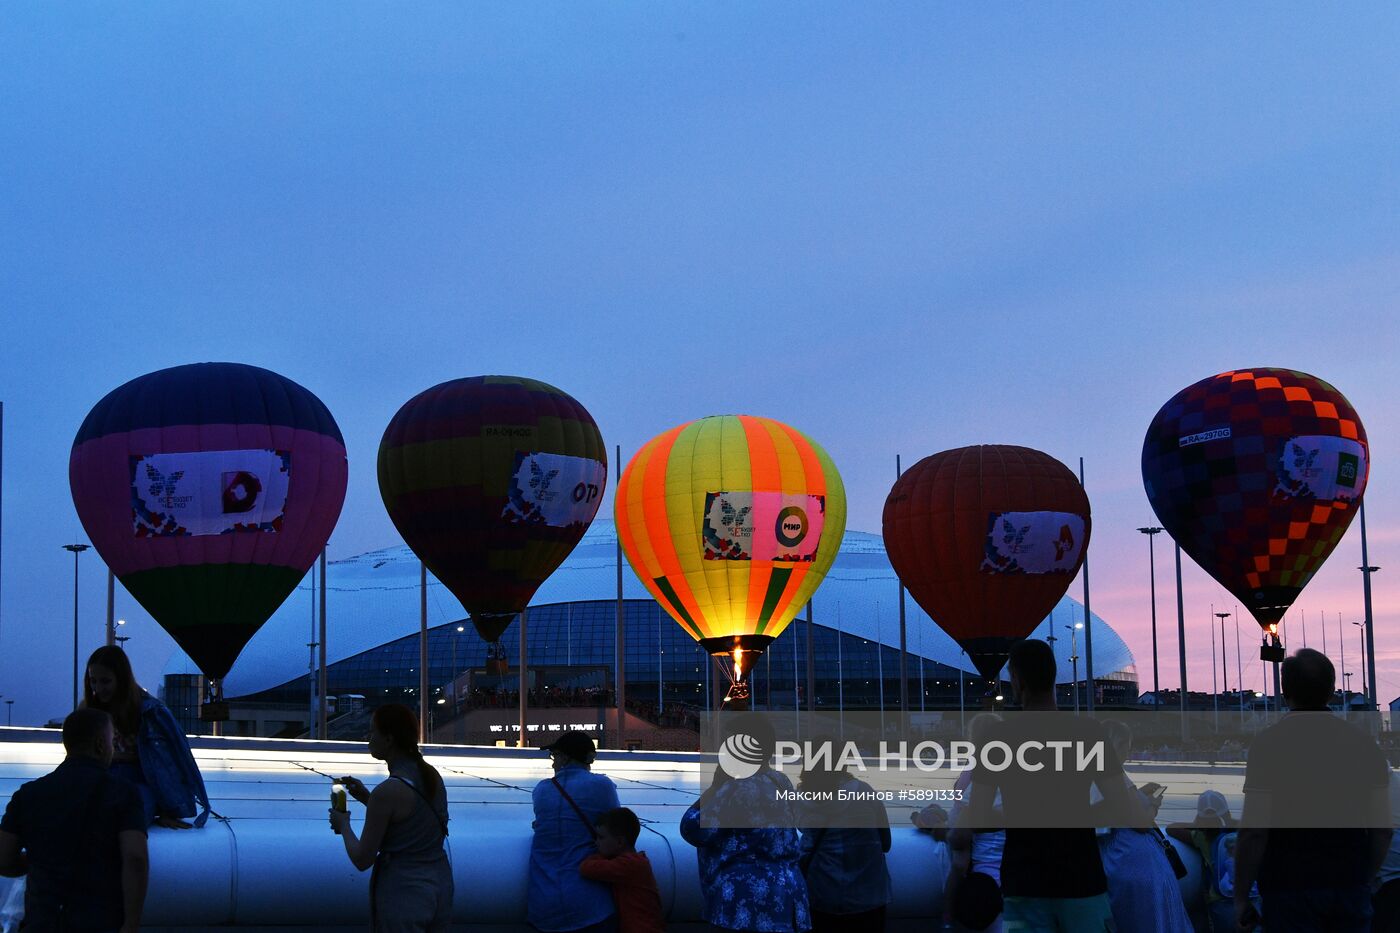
[1196, 789, 1230, 820]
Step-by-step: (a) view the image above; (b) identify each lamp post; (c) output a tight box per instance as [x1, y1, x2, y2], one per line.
[1209, 607, 1219, 731]
[1359, 561, 1380, 709]
[1359, 498, 1379, 710]
[63, 543, 91, 710]
[1352, 621, 1368, 708]
[1343, 672, 1353, 719]
[1137, 527, 1164, 697]
[1215, 612, 1231, 713]
[451, 624, 464, 710]
[1066, 621, 1083, 713]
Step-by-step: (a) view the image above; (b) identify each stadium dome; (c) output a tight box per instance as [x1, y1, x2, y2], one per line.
[166, 522, 1137, 711]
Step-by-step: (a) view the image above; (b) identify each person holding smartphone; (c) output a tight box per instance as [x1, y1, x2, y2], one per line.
[1092, 721, 1192, 933]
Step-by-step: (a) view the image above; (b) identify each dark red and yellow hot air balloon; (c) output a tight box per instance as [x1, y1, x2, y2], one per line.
[883, 445, 1090, 684]
[377, 376, 606, 670]
[615, 415, 847, 707]
[69, 363, 348, 717]
[1142, 368, 1367, 644]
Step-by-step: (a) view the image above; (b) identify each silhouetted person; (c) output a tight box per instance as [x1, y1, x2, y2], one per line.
[0, 708, 149, 933]
[796, 737, 891, 932]
[529, 731, 621, 933]
[81, 644, 210, 828]
[681, 714, 810, 933]
[579, 807, 665, 933]
[329, 704, 452, 932]
[960, 638, 1149, 931]
[1235, 648, 1391, 933]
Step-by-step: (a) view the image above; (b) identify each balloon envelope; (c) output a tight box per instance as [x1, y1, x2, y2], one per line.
[614, 415, 846, 687]
[69, 363, 348, 679]
[1142, 367, 1367, 630]
[377, 376, 607, 645]
[882, 445, 1090, 681]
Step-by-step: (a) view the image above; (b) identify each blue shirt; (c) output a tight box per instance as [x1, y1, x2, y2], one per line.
[680, 769, 810, 932]
[527, 763, 621, 931]
[0, 757, 147, 933]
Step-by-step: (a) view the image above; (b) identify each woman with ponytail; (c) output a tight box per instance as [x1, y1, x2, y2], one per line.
[330, 703, 453, 932]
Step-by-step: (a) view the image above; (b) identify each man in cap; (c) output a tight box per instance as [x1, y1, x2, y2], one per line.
[527, 731, 622, 933]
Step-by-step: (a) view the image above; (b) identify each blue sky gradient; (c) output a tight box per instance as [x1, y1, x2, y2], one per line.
[2, 3, 1398, 721]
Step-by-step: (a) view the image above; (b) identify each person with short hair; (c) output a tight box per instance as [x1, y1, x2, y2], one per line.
[1234, 648, 1391, 933]
[81, 644, 210, 829]
[796, 738, 892, 932]
[579, 807, 665, 933]
[959, 639, 1149, 932]
[0, 708, 149, 933]
[529, 731, 622, 933]
[329, 704, 452, 932]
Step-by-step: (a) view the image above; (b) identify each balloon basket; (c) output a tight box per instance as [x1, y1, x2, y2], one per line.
[1260, 632, 1284, 663]
[485, 657, 510, 676]
[200, 677, 229, 724]
[722, 680, 752, 710]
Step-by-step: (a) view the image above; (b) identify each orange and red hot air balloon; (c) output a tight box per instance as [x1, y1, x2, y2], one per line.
[883, 445, 1090, 685]
[615, 415, 846, 707]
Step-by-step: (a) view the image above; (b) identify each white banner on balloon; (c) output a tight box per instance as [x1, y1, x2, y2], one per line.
[702, 491, 825, 562]
[1274, 435, 1367, 502]
[980, 511, 1085, 574]
[130, 449, 291, 537]
[501, 452, 607, 526]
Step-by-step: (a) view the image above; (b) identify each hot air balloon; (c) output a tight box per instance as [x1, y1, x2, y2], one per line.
[377, 376, 607, 671]
[615, 415, 846, 707]
[882, 445, 1091, 686]
[1142, 368, 1367, 651]
[69, 363, 348, 720]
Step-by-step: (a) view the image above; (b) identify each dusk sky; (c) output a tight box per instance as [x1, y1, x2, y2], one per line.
[3, 4, 1398, 724]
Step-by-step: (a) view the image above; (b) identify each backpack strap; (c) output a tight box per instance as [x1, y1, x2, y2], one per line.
[388, 775, 448, 839]
[552, 776, 599, 840]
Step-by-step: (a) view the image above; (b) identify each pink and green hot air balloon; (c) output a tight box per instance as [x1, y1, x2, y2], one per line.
[69, 363, 348, 718]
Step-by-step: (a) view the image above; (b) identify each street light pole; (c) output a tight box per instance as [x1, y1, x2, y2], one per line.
[1175, 543, 1188, 738]
[1352, 622, 1368, 706]
[1359, 499, 1379, 710]
[1138, 527, 1164, 698]
[63, 544, 90, 710]
[1216, 612, 1231, 711]
[1210, 607, 1218, 731]
[1066, 621, 1083, 713]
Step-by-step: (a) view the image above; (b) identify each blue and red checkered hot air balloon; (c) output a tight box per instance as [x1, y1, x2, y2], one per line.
[70, 363, 348, 716]
[1142, 368, 1368, 642]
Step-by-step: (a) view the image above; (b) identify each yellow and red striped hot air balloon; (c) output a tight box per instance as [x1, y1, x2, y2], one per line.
[615, 415, 846, 706]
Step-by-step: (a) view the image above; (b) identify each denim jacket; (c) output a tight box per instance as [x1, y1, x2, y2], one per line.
[138, 694, 211, 827]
